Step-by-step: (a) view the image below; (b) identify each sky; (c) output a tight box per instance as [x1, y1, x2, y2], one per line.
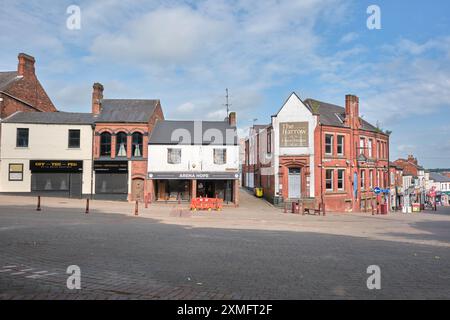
[1, 0, 449, 168]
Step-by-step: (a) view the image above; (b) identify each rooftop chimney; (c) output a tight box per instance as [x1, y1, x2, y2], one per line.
[228, 112, 236, 127]
[344, 94, 360, 129]
[17, 53, 35, 77]
[92, 83, 104, 115]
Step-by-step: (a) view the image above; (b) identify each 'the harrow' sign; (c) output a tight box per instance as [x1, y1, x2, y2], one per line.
[373, 187, 390, 195]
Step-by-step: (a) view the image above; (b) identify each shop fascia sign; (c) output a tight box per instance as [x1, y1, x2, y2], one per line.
[148, 172, 239, 180]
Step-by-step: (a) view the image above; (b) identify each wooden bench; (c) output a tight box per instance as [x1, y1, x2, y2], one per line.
[302, 199, 322, 216]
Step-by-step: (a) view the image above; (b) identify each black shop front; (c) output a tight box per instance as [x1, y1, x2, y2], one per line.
[94, 160, 128, 201]
[30, 160, 83, 198]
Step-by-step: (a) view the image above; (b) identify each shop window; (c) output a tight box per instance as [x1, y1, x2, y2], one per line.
[16, 128, 29, 147]
[95, 173, 128, 194]
[116, 132, 127, 157]
[214, 148, 227, 165]
[31, 173, 70, 191]
[9, 163, 23, 181]
[337, 169, 345, 191]
[100, 132, 111, 156]
[68, 129, 80, 148]
[325, 134, 333, 155]
[168, 148, 181, 164]
[132, 132, 143, 157]
[337, 135, 344, 156]
[325, 169, 333, 191]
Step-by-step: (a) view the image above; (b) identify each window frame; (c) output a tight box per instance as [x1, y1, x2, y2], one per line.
[131, 132, 144, 158]
[361, 170, 366, 190]
[167, 148, 182, 164]
[16, 128, 29, 148]
[325, 134, 334, 156]
[337, 169, 345, 191]
[100, 132, 112, 156]
[213, 148, 227, 165]
[337, 135, 344, 156]
[325, 169, 334, 191]
[115, 132, 128, 157]
[68, 129, 81, 149]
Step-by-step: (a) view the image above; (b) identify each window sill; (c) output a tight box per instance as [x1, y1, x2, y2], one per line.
[15, 147, 29, 149]
[325, 191, 347, 195]
[67, 148, 81, 150]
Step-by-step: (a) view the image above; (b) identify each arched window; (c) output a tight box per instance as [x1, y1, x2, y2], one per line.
[132, 132, 143, 158]
[116, 132, 128, 157]
[100, 132, 111, 156]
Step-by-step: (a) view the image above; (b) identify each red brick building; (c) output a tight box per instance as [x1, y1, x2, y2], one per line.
[91, 83, 164, 201]
[243, 93, 391, 213]
[0, 53, 56, 119]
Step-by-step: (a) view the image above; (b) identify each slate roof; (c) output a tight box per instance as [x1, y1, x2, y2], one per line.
[149, 120, 237, 145]
[2, 111, 93, 125]
[429, 172, 450, 183]
[0, 71, 20, 91]
[95, 99, 159, 123]
[303, 98, 381, 133]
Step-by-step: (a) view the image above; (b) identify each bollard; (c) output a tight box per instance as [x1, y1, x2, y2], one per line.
[85, 198, 89, 214]
[36, 196, 41, 211]
[134, 200, 139, 216]
[144, 195, 148, 209]
[322, 202, 326, 216]
[284, 202, 287, 214]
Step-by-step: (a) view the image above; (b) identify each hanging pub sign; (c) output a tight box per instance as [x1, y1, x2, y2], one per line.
[94, 160, 128, 172]
[30, 160, 83, 172]
[279, 122, 309, 147]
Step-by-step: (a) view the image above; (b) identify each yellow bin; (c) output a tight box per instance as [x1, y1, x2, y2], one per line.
[255, 188, 263, 198]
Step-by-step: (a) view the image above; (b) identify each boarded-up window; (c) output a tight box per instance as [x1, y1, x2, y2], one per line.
[214, 149, 227, 165]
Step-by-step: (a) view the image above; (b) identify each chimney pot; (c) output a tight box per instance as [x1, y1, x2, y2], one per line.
[17, 53, 35, 77]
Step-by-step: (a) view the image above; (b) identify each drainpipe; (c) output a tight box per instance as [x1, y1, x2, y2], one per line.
[90, 123, 95, 200]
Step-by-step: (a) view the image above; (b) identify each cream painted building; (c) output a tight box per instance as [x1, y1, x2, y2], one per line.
[147, 118, 240, 204]
[0, 111, 93, 198]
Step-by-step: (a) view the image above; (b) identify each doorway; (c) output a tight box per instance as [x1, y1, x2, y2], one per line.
[288, 168, 301, 199]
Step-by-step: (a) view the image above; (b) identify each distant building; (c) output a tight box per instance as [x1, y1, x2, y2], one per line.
[243, 92, 390, 212]
[394, 155, 426, 206]
[0, 53, 56, 119]
[427, 172, 450, 205]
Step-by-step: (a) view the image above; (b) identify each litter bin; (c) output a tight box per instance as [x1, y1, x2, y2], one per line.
[380, 204, 388, 215]
[255, 188, 263, 198]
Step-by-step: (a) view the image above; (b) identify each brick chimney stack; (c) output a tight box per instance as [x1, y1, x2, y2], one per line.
[92, 83, 104, 115]
[228, 112, 236, 126]
[17, 53, 35, 77]
[345, 94, 360, 129]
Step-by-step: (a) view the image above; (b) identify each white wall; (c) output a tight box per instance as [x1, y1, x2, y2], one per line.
[272, 93, 317, 197]
[148, 144, 239, 173]
[0, 123, 93, 194]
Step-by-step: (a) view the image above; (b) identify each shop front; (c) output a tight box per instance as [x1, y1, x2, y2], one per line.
[148, 172, 239, 203]
[94, 160, 128, 200]
[30, 160, 83, 198]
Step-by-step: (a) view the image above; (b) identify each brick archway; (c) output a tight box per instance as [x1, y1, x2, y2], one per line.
[279, 156, 310, 200]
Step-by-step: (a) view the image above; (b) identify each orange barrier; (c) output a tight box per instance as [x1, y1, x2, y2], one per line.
[190, 197, 223, 211]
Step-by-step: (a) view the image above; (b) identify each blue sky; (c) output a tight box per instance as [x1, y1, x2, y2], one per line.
[1, 0, 449, 168]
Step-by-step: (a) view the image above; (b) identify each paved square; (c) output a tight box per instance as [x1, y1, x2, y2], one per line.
[0, 190, 449, 299]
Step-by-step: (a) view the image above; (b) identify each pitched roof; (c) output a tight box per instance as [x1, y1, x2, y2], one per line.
[0, 71, 20, 91]
[149, 120, 237, 145]
[95, 99, 159, 123]
[303, 98, 381, 133]
[429, 172, 450, 183]
[2, 111, 93, 125]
